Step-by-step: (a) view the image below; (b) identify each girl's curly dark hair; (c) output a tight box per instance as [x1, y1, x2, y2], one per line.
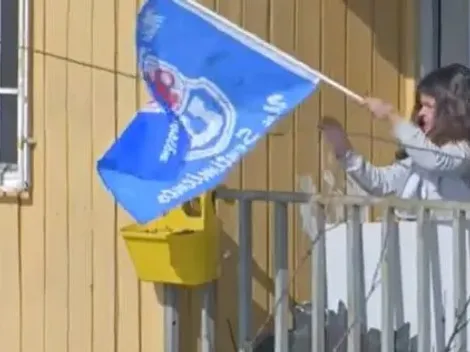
[396, 63, 470, 160]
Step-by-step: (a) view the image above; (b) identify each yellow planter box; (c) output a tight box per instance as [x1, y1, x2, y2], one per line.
[120, 193, 220, 285]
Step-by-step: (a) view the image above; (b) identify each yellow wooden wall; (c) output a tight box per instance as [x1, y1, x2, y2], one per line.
[0, 0, 416, 351]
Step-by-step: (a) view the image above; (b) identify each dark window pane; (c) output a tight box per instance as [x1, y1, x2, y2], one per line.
[0, 95, 17, 163]
[0, 0, 19, 88]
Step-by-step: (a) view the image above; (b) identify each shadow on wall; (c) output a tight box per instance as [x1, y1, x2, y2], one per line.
[341, 0, 416, 79]
[176, 226, 297, 352]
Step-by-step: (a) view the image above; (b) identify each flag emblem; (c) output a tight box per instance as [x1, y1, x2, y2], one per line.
[142, 54, 237, 161]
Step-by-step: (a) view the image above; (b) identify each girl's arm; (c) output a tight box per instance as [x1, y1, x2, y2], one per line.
[339, 150, 409, 197]
[391, 116, 470, 175]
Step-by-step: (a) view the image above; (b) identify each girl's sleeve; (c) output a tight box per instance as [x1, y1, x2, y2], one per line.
[393, 119, 470, 175]
[339, 150, 409, 196]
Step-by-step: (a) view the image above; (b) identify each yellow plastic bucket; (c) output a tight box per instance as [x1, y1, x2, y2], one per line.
[120, 194, 219, 285]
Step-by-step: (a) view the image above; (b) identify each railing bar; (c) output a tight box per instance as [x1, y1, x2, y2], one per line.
[381, 207, 395, 352]
[164, 284, 179, 352]
[215, 188, 470, 211]
[217, 188, 311, 203]
[311, 203, 326, 352]
[346, 205, 367, 352]
[417, 208, 431, 352]
[201, 281, 216, 352]
[274, 201, 289, 352]
[453, 210, 467, 352]
[428, 221, 446, 351]
[238, 200, 253, 352]
[0, 87, 19, 95]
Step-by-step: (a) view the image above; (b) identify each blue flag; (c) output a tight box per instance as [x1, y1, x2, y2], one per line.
[97, 101, 189, 180]
[97, 0, 321, 224]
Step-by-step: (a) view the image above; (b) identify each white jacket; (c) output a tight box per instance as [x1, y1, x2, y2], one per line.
[339, 120, 470, 216]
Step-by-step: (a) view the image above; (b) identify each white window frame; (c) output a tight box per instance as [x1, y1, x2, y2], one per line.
[419, 0, 440, 76]
[420, 0, 470, 74]
[0, 0, 30, 192]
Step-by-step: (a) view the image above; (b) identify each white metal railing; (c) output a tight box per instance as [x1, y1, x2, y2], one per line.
[162, 180, 470, 352]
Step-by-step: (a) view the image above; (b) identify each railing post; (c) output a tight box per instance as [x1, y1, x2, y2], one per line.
[298, 176, 327, 352]
[428, 217, 445, 351]
[417, 208, 431, 352]
[164, 284, 179, 352]
[201, 281, 216, 352]
[238, 200, 253, 352]
[274, 201, 289, 352]
[453, 210, 467, 352]
[388, 219, 405, 328]
[381, 207, 395, 352]
[346, 205, 367, 352]
[310, 204, 326, 352]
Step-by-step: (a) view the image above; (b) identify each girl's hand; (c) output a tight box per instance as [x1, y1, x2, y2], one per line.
[363, 97, 395, 120]
[319, 117, 352, 158]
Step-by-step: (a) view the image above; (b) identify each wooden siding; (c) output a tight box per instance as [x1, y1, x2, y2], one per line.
[0, 0, 416, 351]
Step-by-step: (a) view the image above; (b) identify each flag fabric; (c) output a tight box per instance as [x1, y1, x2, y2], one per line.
[97, 0, 321, 224]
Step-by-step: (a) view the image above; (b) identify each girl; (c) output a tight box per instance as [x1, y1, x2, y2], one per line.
[320, 63, 470, 212]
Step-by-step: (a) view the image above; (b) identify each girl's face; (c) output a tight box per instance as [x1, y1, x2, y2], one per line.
[416, 94, 436, 134]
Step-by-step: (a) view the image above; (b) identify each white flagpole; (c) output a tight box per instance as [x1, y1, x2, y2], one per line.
[181, 0, 365, 104]
[309, 70, 365, 104]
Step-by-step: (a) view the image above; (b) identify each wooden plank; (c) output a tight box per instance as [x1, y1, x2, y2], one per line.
[199, 0, 216, 9]
[115, 0, 141, 350]
[241, 0, 271, 339]
[345, 0, 373, 221]
[140, 280, 165, 352]
[44, 0, 67, 57]
[137, 109, 164, 352]
[19, 0, 46, 350]
[178, 287, 194, 352]
[399, 0, 418, 118]
[208, 0, 245, 348]
[293, 0, 321, 302]
[91, 0, 118, 350]
[0, 202, 21, 352]
[43, 40, 69, 352]
[372, 0, 400, 219]
[186, 0, 219, 346]
[320, 0, 347, 222]
[134, 2, 165, 350]
[175, 3, 234, 350]
[66, 0, 94, 350]
[115, 79, 141, 352]
[178, 2, 230, 349]
[269, 0, 296, 136]
[165, 2, 247, 351]
[372, 0, 400, 164]
[269, 0, 296, 323]
[43, 0, 69, 348]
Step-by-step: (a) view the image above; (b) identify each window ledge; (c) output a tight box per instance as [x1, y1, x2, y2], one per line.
[0, 170, 28, 194]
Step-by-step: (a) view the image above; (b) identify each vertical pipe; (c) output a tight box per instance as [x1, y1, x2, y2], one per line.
[238, 200, 253, 352]
[201, 281, 216, 352]
[381, 207, 395, 352]
[346, 205, 367, 352]
[311, 204, 326, 352]
[453, 210, 467, 352]
[274, 202, 289, 352]
[164, 284, 179, 352]
[417, 208, 431, 352]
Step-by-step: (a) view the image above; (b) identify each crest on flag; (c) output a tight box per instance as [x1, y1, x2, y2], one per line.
[141, 54, 237, 161]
